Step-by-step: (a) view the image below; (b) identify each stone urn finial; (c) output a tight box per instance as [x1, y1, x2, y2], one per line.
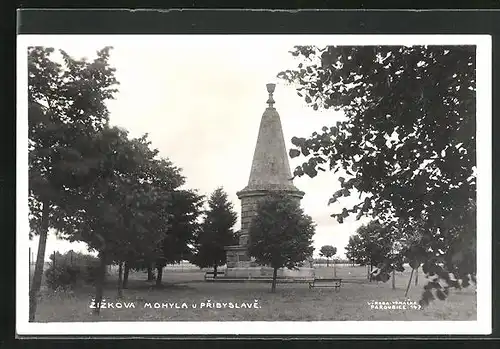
[266, 83, 276, 108]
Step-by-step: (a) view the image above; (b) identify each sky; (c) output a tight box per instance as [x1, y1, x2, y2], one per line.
[26, 36, 371, 260]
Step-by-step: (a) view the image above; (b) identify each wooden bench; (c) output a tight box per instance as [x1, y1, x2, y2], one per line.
[309, 278, 342, 291]
[204, 271, 226, 280]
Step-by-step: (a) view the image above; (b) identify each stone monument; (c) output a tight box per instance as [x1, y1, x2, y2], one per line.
[224, 83, 315, 279]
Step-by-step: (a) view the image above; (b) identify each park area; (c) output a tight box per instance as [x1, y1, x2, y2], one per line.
[32, 264, 477, 322]
[26, 45, 478, 328]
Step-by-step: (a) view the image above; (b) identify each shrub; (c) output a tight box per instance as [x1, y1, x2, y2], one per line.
[45, 264, 80, 290]
[44, 251, 102, 290]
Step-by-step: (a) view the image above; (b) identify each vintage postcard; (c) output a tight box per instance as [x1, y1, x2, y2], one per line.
[17, 33, 491, 336]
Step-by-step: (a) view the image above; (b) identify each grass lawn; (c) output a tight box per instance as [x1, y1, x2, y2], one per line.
[32, 265, 477, 322]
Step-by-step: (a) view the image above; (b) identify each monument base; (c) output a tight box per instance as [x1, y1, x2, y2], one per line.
[224, 244, 252, 268]
[224, 266, 315, 279]
[224, 245, 315, 280]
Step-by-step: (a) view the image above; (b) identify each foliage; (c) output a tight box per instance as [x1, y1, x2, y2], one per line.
[45, 251, 101, 290]
[53, 128, 184, 261]
[319, 245, 337, 259]
[28, 46, 119, 237]
[345, 235, 362, 265]
[157, 189, 205, 267]
[319, 245, 337, 266]
[40, 112, 185, 305]
[344, 220, 401, 274]
[248, 192, 315, 292]
[397, 216, 428, 268]
[45, 264, 80, 291]
[314, 258, 350, 265]
[28, 46, 119, 321]
[278, 45, 476, 304]
[192, 188, 237, 273]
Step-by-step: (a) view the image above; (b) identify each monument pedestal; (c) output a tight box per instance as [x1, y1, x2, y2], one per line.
[224, 245, 314, 279]
[223, 266, 315, 279]
[224, 244, 260, 278]
[224, 244, 251, 268]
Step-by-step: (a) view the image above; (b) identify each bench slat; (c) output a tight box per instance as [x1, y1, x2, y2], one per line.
[204, 271, 226, 280]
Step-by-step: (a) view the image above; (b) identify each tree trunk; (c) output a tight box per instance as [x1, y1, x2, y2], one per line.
[123, 262, 130, 289]
[367, 265, 370, 280]
[155, 266, 163, 287]
[147, 266, 154, 281]
[117, 262, 123, 298]
[392, 269, 396, 290]
[405, 268, 415, 298]
[415, 266, 419, 286]
[326, 258, 329, 267]
[93, 251, 107, 315]
[333, 260, 337, 277]
[271, 267, 278, 293]
[213, 264, 218, 279]
[29, 200, 50, 322]
[29, 248, 31, 290]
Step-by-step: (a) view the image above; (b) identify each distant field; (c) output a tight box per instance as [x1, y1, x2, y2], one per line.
[32, 264, 477, 322]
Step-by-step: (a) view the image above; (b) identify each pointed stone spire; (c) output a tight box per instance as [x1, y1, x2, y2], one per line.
[225, 83, 305, 265]
[239, 83, 303, 194]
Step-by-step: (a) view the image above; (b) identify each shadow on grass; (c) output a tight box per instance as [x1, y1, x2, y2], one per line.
[146, 283, 193, 291]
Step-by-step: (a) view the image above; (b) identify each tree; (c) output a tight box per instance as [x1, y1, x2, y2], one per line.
[28, 46, 119, 321]
[122, 262, 131, 289]
[345, 235, 362, 267]
[278, 45, 476, 305]
[319, 245, 337, 267]
[112, 148, 185, 291]
[154, 189, 204, 286]
[247, 192, 315, 292]
[192, 187, 237, 277]
[359, 221, 393, 270]
[396, 216, 428, 295]
[344, 221, 398, 282]
[53, 128, 184, 313]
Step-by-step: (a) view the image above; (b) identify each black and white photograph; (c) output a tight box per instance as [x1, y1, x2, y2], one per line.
[16, 34, 491, 335]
